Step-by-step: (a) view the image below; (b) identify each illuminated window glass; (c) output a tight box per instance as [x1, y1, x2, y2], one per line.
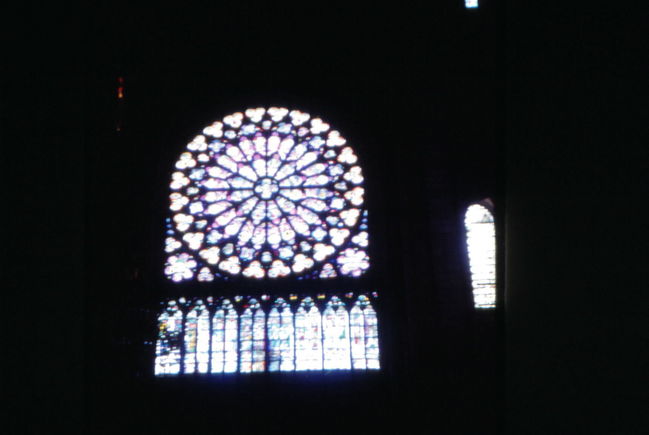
[210, 299, 238, 373]
[295, 297, 323, 371]
[239, 298, 266, 373]
[183, 300, 210, 374]
[252, 302, 266, 372]
[268, 297, 294, 372]
[155, 300, 183, 375]
[196, 304, 211, 373]
[183, 306, 198, 374]
[465, 0, 478, 8]
[465, 203, 496, 308]
[164, 107, 370, 282]
[322, 296, 351, 370]
[350, 295, 380, 370]
[239, 302, 254, 373]
[154, 294, 379, 376]
[155, 107, 381, 377]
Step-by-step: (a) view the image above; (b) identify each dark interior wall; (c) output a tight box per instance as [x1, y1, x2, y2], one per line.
[504, 4, 649, 434]
[80, 3, 505, 434]
[16, 2, 647, 435]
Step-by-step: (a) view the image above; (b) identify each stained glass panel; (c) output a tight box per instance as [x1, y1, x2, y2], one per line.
[322, 296, 351, 370]
[165, 108, 370, 281]
[295, 297, 323, 371]
[155, 294, 379, 376]
[154, 301, 183, 375]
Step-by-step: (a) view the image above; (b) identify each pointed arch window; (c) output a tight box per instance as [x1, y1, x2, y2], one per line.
[239, 298, 266, 373]
[268, 297, 294, 372]
[155, 301, 183, 375]
[322, 296, 351, 370]
[464, 202, 496, 309]
[295, 297, 324, 371]
[351, 295, 380, 369]
[210, 299, 238, 373]
[183, 300, 210, 374]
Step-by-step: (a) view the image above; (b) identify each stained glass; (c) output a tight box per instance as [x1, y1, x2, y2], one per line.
[361, 296, 380, 369]
[196, 302, 210, 373]
[252, 301, 266, 372]
[239, 298, 266, 373]
[239, 304, 253, 373]
[165, 108, 370, 281]
[183, 307, 198, 373]
[210, 299, 238, 373]
[350, 301, 366, 369]
[154, 301, 183, 375]
[268, 298, 295, 372]
[181, 301, 211, 374]
[465, 204, 496, 308]
[155, 294, 379, 375]
[322, 296, 351, 370]
[295, 297, 323, 371]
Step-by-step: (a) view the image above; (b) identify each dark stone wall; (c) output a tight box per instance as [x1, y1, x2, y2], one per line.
[81, 4, 505, 434]
[13, 2, 645, 434]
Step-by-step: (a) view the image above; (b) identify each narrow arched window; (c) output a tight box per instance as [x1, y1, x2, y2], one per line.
[295, 297, 323, 371]
[210, 299, 238, 373]
[465, 202, 496, 309]
[183, 300, 210, 374]
[350, 295, 380, 369]
[155, 300, 183, 376]
[239, 298, 266, 373]
[268, 297, 295, 372]
[322, 296, 351, 370]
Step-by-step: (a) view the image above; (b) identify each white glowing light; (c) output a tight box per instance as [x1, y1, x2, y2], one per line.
[465, 204, 496, 308]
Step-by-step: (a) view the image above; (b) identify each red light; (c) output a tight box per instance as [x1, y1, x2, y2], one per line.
[117, 77, 124, 99]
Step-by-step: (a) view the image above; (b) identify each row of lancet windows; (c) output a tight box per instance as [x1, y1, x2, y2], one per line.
[155, 294, 380, 376]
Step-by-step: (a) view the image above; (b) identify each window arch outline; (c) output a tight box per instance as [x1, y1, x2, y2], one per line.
[463, 198, 497, 309]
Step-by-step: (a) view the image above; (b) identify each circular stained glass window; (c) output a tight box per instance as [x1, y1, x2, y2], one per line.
[164, 107, 369, 282]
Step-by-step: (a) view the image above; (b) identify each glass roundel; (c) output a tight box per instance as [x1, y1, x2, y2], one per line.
[164, 107, 370, 282]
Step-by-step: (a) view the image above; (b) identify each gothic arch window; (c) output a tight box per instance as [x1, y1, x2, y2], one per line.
[183, 300, 210, 374]
[322, 296, 351, 370]
[154, 300, 183, 375]
[350, 295, 380, 369]
[295, 296, 324, 371]
[155, 107, 380, 376]
[267, 297, 295, 372]
[464, 201, 496, 309]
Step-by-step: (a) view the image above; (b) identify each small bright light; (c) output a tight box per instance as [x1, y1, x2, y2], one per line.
[465, 0, 478, 8]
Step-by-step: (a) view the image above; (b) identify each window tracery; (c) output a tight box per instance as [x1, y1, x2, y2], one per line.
[154, 294, 379, 375]
[164, 108, 370, 281]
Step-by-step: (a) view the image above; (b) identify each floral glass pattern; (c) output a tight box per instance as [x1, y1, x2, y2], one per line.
[164, 107, 370, 281]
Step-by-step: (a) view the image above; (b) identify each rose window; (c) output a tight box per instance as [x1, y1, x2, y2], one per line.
[164, 107, 370, 281]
